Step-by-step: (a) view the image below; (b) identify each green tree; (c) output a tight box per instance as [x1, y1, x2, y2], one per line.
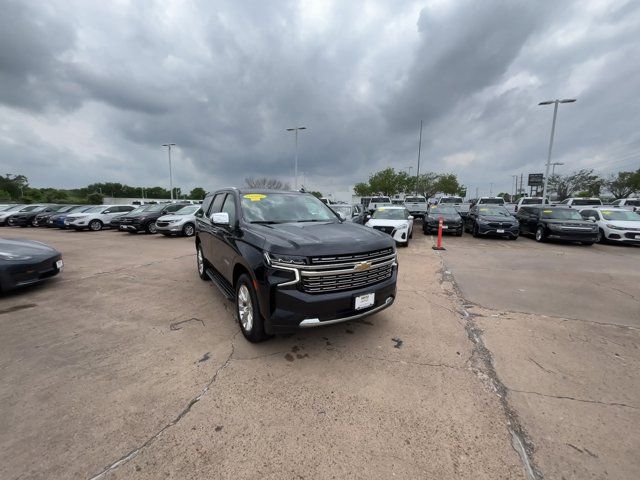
[605, 170, 640, 198]
[86, 192, 104, 204]
[189, 187, 206, 200]
[434, 174, 462, 195]
[0, 190, 11, 201]
[548, 169, 602, 201]
[0, 174, 29, 199]
[309, 191, 323, 198]
[368, 168, 400, 196]
[354, 182, 373, 196]
[415, 172, 441, 199]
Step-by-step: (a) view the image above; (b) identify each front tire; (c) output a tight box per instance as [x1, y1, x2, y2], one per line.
[236, 274, 267, 343]
[89, 219, 103, 231]
[472, 223, 479, 237]
[196, 244, 209, 280]
[182, 223, 195, 237]
[597, 228, 606, 244]
[146, 222, 158, 234]
[535, 226, 546, 243]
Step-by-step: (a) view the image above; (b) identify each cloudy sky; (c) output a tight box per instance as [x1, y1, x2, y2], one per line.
[1, 0, 639, 197]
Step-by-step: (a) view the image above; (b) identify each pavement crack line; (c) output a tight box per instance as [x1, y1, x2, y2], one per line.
[87, 331, 239, 480]
[363, 354, 462, 371]
[437, 258, 544, 480]
[509, 389, 638, 410]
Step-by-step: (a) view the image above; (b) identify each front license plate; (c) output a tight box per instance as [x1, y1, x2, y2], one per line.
[441, 225, 448, 229]
[497, 229, 505, 233]
[55, 260, 64, 270]
[355, 293, 375, 310]
[636, 235, 640, 239]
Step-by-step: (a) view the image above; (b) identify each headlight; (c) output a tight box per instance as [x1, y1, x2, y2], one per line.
[477, 218, 489, 224]
[71, 216, 86, 221]
[547, 223, 561, 230]
[396, 223, 409, 230]
[264, 252, 307, 266]
[0, 251, 32, 261]
[606, 224, 626, 230]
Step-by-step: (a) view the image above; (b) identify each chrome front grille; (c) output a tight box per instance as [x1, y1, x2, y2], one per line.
[298, 249, 396, 294]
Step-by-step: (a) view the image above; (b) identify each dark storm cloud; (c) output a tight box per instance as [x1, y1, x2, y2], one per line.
[0, 0, 639, 196]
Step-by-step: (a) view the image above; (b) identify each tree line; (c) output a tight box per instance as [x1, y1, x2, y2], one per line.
[0, 174, 207, 204]
[354, 168, 466, 198]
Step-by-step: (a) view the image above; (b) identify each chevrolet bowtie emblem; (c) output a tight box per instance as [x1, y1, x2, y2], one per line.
[353, 261, 372, 272]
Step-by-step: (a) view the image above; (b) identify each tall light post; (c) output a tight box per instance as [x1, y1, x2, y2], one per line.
[286, 127, 306, 190]
[539, 99, 576, 202]
[162, 143, 176, 200]
[551, 162, 564, 176]
[512, 175, 518, 199]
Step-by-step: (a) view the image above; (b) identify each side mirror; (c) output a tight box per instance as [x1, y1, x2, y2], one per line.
[103, 210, 112, 214]
[365, 214, 371, 221]
[211, 212, 229, 225]
[337, 212, 346, 221]
[408, 215, 414, 220]
[588, 216, 596, 222]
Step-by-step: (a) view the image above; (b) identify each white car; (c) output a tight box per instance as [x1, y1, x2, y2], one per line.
[579, 207, 640, 245]
[65, 204, 135, 231]
[404, 195, 429, 219]
[156, 204, 202, 237]
[611, 198, 640, 212]
[365, 206, 414, 246]
[367, 196, 392, 213]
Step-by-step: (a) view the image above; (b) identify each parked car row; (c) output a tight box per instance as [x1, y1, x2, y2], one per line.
[0, 202, 203, 237]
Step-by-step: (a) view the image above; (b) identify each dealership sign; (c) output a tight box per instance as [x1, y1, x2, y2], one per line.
[528, 173, 544, 186]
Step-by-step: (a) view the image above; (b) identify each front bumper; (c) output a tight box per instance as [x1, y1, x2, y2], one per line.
[424, 221, 463, 234]
[0, 254, 63, 291]
[477, 223, 519, 238]
[120, 223, 142, 232]
[546, 231, 598, 242]
[7, 217, 30, 227]
[265, 268, 397, 334]
[605, 230, 640, 245]
[156, 222, 184, 233]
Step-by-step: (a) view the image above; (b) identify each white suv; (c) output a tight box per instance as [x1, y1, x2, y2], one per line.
[579, 207, 640, 245]
[65, 205, 135, 231]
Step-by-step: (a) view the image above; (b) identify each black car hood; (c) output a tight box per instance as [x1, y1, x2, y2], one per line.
[427, 213, 461, 221]
[0, 238, 59, 257]
[478, 215, 517, 223]
[249, 221, 393, 256]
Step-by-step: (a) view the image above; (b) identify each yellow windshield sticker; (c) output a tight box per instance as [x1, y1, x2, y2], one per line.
[244, 194, 266, 202]
[543, 209, 553, 213]
[479, 208, 488, 211]
[601, 210, 611, 214]
[378, 208, 386, 211]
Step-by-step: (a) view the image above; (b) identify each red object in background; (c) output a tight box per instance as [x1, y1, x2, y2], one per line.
[432, 216, 446, 250]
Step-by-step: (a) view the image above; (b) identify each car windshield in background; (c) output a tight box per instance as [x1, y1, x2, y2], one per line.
[371, 208, 407, 220]
[84, 206, 106, 213]
[572, 199, 601, 206]
[3, 205, 24, 212]
[405, 197, 426, 203]
[430, 206, 458, 215]
[175, 206, 200, 215]
[58, 205, 77, 212]
[522, 198, 543, 205]
[241, 193, 337, 223]
[600, 210, 640, 221]
[128, 207, 147, 215]
[440, 197, 463, 204]
[145, 204, 167, 213]
[481, 198, 504, 204]
[371, 197, 390, 203]
[541, 209, 583, 220]
[477, 207, 510, 216]
[331, 206, 352, 216]
[624, 200, 640, 206]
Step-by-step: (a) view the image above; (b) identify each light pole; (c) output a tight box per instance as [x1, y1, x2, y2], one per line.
[286, 127, 306, 190]
[489, 182, 493, 196]
[539, 99, 576, 202]
[551, 162, 564, 176]
[162, 143, 176, 200]
[512, 175, 518, 199]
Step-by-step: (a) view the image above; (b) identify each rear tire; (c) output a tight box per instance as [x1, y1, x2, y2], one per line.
[89, 219, 103, 231]
[472, 224, 479, 237]
[535, 226, 546, 243]
[597, 228, 606, 244]
[236, 274, 267, 343]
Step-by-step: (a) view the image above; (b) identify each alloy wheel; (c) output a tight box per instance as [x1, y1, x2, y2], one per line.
[197, 247, 204, 275]
[237, 285, 254, 332]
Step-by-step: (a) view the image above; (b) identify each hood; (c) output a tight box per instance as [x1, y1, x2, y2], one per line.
[250, 221, 393, 256]
[427, 213, 461, 221]
[158, 214, 192, 222]
[478, 215, 517, 223]
[0, 238, 59, 257]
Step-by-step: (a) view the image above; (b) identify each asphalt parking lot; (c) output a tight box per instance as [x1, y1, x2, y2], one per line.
[1, 226, 639, 479]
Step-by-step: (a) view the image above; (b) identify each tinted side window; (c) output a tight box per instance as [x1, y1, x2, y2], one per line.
[120, 206, 134, 212]
[221, 194, 237, 225]
[209, 194, 226, 215]
[201, 195, 214, 215]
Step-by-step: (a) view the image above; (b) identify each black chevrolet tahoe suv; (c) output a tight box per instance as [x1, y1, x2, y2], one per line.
[196, 189, 397, 342]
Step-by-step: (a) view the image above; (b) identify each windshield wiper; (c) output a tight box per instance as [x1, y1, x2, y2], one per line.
[296, 219, 331, 223]
[250, 220, 282, 224]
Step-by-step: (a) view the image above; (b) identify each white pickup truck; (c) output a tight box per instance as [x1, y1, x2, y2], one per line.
[555, 197, 603, 208]
[514, 197, 549, 213]
[611, 198, 640, 212]
[404, 195, 429, 218]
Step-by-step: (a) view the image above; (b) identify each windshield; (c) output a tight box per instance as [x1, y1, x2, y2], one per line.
[145, 204, 167, 213]
[2, 205, 24, 212]
[241, 193, 337, 223]
[331, 206, 352, 216]
[371, 208, 408, 220]
[429, 206, 458, 215]
[572, 199, 601, 206]
[174, 206, 200, 215]
[477, 207, 510, 216]
[600, 210, 640, 221]
[371, 197, 390, 203]
[521, 198, 543, 205]
[623, 199, 640, 206]
[84, 206, 106, 213]
[479, 198, 504, 204]
[405, 197, 426, 203]
[541, 209, 583, 220]
[440, 197, 463, 204]
[20, 205, 45, 212]
[57, 205, 77, 212]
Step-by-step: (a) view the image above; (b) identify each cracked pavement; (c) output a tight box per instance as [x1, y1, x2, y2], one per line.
[0, 227, 638, 479]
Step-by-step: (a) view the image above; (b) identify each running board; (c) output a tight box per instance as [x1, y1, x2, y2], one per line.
[205, 268, 234, 300]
